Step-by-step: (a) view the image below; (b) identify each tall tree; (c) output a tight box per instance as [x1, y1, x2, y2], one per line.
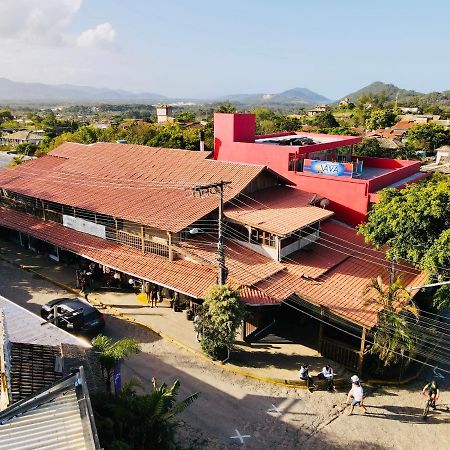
[365, 109, 397, 130]
[214, 102, 237, 113]
[313, 111, 339, 129]
[199, 285, 247, 360]
[359, 174, 450, 311]
[358, 174, 450, 266]
[364, 276, 419, 366]
[406, 122, 450, 152]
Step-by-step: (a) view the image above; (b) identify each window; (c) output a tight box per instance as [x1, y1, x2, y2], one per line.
[288, 153, 304, 172]
[250, 228, 276, 248]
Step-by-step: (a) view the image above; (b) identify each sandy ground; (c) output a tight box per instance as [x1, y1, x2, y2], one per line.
[1, 259, 450, 449]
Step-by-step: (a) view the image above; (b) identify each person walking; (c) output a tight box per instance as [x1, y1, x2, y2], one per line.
[299, 364, 316, 391]
[151, 284, 159, 308]
[347, 377, 367, 415]
[143, 281, 151, 305]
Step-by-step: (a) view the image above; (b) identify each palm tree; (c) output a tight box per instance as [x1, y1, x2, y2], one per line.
[364, 275, 419, 366]
[92, 380, 198, 449]
[92, 335, 141, 393]
[135, 380, 198, 448]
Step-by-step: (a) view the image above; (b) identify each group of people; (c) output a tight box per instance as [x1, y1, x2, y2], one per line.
[299, 366, 450, 417]
[143, 281, 162, 307]
[299, 363, 336, 392]
[299, 364, 367, 415]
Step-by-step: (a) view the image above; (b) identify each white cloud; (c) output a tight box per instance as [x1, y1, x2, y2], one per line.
[76, 22, 117, 49]
[0, 0, 82, 44]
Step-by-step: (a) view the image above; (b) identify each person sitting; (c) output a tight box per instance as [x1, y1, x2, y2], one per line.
[320, 364, 336, 392]
[299, 364, 315, 391]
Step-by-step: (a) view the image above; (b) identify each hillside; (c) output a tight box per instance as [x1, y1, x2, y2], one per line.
[338, 81, 422, 103]
[220, 87, 330, 106]
[337, 81, 450, 110]
[0, 78, 168, 103]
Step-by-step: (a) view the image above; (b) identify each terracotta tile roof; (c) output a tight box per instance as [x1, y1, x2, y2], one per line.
[0, 142, 267, 233]
[255, 221, 427, 328]
[224, 186, 333, 236]
[0, 208, 427, 329]
[393, 120, 416, 130]
[0, 207, 217, 298]
[239, 286, 276, 306]
[176, 237, 284, 285]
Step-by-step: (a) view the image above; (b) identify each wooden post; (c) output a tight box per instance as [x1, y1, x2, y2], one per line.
[318, 308, 324, 353]
[358, 327, 366, 377]
[141, 225, 145, 254]
[167, 231, 173, 261]
[114, 217, 119, 242]
[41, 200, 46, 220]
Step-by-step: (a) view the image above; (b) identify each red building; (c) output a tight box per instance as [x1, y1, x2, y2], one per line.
[214, 113, 427, 226]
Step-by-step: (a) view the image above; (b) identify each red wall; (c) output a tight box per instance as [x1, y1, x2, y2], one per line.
[214, 113, 423, 227]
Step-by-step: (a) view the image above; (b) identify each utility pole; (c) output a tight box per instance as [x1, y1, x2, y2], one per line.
[192, 180, 231, 285]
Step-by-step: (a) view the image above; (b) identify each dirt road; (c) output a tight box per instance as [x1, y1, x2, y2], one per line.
[1, 259, 449, 449]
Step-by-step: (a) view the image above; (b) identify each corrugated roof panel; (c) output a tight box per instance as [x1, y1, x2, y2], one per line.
[0, 391, 86, 450]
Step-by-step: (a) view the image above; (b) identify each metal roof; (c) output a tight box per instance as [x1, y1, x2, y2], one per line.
[0, 295, 91, 348]
[0, 368, 100, 450]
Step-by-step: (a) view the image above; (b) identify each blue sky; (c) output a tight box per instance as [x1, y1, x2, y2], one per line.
[1, 0, 449, 99]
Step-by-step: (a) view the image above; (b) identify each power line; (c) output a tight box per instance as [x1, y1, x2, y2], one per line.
[238, 190, 450, 277]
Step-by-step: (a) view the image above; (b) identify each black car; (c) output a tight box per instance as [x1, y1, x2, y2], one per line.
[41, 297, 105, 337]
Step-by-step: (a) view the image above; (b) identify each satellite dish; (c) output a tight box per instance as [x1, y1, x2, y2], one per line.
[319, 198, 330, 209]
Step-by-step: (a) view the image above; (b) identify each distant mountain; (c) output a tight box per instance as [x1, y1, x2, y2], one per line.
[277, 87, 330, 103]
[0, 78, 169, 103]
[338, 81, 423, 103]
[219, 87, 331, 106]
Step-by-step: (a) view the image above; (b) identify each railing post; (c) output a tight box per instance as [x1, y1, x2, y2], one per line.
[358, 327, 366, 377]
[318, 308, 324, 353]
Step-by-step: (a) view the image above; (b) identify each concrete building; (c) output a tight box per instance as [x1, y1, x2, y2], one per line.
[214, 113, 427, 226]
[155, 104, 174, 123]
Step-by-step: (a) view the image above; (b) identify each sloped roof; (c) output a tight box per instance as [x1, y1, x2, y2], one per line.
[0, 206, 217, 299]
[8, 342, 62, 403]
[0, 368, 99, 450]
[0, 142, 269, 233]
[224, 186, 333, 236]
[255, 220, 427, 328]
[1, 130, 43, 141]
[0, 295, 90, 348]
[0, 207, 427, 328]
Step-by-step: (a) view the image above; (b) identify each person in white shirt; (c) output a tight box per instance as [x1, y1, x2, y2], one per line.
[321, 364, 335, 391]
[347, 379, 367, 415]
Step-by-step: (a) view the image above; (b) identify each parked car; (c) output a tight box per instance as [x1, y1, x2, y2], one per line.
[41, 297, 105, 337]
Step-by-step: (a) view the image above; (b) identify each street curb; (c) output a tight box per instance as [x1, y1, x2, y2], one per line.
[0, 252, 375, 389]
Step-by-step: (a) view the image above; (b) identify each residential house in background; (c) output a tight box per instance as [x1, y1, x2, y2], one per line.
[306, 104, 330, 117]
[0, 130, 44, 146]
[420, 145, 450, 175]
[155, 104, 174, 123]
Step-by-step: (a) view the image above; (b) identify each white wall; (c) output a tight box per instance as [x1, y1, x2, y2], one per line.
[280, 230, 320, 258]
